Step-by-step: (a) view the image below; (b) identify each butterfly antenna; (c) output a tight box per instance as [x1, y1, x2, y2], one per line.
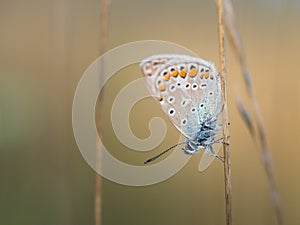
[144, 141, 187, 164]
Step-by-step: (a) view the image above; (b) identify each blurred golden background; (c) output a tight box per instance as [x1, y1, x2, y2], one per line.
[1, 0, 300, 225]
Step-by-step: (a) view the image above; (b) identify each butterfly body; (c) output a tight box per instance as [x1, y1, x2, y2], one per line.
[140, 54, 223, 168]
[184, 116, 220, 155]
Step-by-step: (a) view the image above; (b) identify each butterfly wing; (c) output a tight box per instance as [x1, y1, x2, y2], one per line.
[141, 54, 224, 170]
[141, 54, 222, 140]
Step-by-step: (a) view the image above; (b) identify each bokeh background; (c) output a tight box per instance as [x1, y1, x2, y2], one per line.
[1, 0, 300, 225]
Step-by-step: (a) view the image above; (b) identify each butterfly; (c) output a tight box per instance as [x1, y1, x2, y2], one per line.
[140, 54, 224, 171]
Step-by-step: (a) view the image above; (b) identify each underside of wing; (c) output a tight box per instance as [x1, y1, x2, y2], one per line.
[140, 54, 222, 140]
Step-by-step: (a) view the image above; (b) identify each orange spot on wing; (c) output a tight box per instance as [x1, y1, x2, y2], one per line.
[171, 70, 178, 77]
[159, 84, 166, 91]
[157, 96, 163, 101]
[189, 68, 198, 77]
[179, 70, 187, 78]
[204, 72, 209, 79]
[164, 73, 170, 81]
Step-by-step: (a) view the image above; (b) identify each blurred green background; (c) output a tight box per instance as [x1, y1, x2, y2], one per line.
[1, 0, 300, 225]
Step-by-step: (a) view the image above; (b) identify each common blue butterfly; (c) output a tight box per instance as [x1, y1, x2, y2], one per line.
[140, 54, 224, 171]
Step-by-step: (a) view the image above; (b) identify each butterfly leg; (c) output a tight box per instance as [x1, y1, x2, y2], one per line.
[214, 154, 224, 162]
[207, 152, 224, 162]
[213, 136, 230, 145]
[205, 145, 224, 162]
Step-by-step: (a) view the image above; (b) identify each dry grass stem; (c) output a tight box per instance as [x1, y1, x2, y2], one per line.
[236, 97, 254, 135]
[223, 0, 283, 224]
[95, 1, 110, 225]
[217, 0, 232, 225]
